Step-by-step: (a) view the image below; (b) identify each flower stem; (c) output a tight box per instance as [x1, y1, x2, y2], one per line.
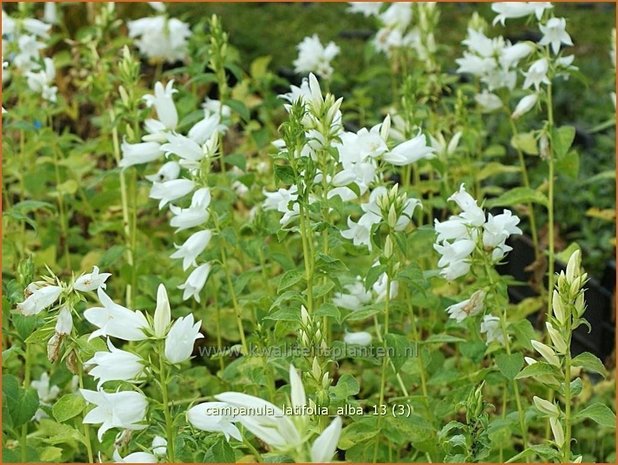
[298, 203, 315, 314]
[77, 364, 94, 463]
[158, 345, 176, 462]
[20, 341, 31, 463]
[110, 109, 134, 307]
[220, 247, 248, 354]
[561, 317, 573, 461]
[546, 82, 556, 320]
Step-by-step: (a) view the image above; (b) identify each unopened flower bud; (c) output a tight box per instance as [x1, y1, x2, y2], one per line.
[550, 417, 565, 446]
[566, 250, 581, 283]
[384, 235, 394, 259]
[47, 333, 62, 363]
[322, 372, 330, 389]
[312, 357, 321, 381]
[301, 305, 310, 326]
[552, 290, 567, 324]
[546, 322, 568, 354]
[533, 395, 560, 417]
[532, 340, 561, 367]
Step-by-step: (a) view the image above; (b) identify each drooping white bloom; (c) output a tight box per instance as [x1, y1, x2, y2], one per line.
[84, 288, 149, 341]
[149, 178, 195, 209]
[80, 389, 148, 441]
[491, 2, 553, 26]
[187, 402, 243, 441]
[523, 58, 550, 91]
[84, 339, 145, 388]
[475, 91, 503, 112]
[539, 17, 573, 55]
[143, 80, 178, 130]
[25, 57, 57, 102]
[293, 34, 340, 80]
[512, 93, 538, 119]
[448, 184, 486, 227]
[379, 2, 413, 30]
[263, 186, 300, 226]
[383, 133, 435, 166]
[164, 314, 203, 364]
[119, 141, 163, 168]
[483, 210, 522, 250]
[434, 239, 476, 281]
[31, 371, 60, 421]
[55, 305, 73, 335]
[446, 290, 486, 323]
[161, 133, 204, 162]
[373, 273, 398, 302]
[74, 266, 111, 292]
[332, 277, 372, 311]
[112, 450, 157, 463]
[153, 284, 171, 338]
[188, 113, 223, 145]
[311, 416, 343, 463]
[344, 331, 372, 346]
[434, 216, 471, 243]
[178, 263, 211, 302]
[17, 285, 62, 316]
[340, 215, 375, 250]
[169, 188, 211, 232]
[348, 2, 382, 17]
[215, 392, 303, 450]
[152, 436, 167, 457]
[500, 42, 534, 68]
[480, 315, 504, 345]
[43, 2, 59, 24]
[128, 16, 191, 63]
[145, 161, 181, 183]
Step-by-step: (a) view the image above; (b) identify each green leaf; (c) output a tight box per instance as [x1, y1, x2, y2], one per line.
[315, 303, 341, 323]
[339, 417, 379, 450]
[515, 361, 560, 379]
[575, 403, 616, 429]
[571, 352, 608, 378]
[225, 99, 250, 121]
[52, 393, 86, 423]
[330, 373, 360, 401]
[552, 125, 576, 158]
[555, 149, 579, 179]
[511, 131, 538, 155]
[264, 307, 300, 322]
[423, 334, 466, 344]
[99, 245, 126, 268]
[3, 375, 39, 428]
[385, 333, 415, 371]
[273, 164, 295, 184]
[495, 352, 524, 380]
[203, 437, 236, 462]
[277, 269, 304, 293]
[485, 187, 548, 209]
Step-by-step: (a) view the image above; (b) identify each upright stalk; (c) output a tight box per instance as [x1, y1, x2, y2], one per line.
[77, 364, 95, 463]
[545, 82, 556, 318]
[220, 247, 248, 354]
[20, 341, 31, 463]
[158, 344, 175, 462]
[110, 109, 135, 307]
[561, 317, 573, 461]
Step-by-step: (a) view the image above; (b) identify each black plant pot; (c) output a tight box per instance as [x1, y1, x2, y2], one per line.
[497, 235, 615, 361]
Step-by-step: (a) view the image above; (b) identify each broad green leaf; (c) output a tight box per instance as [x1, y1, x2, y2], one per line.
[277, 269, 304, 293]
[315, 303, 341, 323]
[515, 361, 561, 380]
[571, 352, 608, 378]
[485, 187, 548, 209]
[552, 125, 576, 158]
[575, 403, 616, 429]
[495, 352, 524, 380]
[385, 333, 415, 371]
[52, 393, 86, 423]
[511, 132, 538, 155]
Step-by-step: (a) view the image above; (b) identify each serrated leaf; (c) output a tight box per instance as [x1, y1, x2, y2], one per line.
[571, 352, 608, 378]
[485, 187, 548, 209]
[515, 361, 560, 379]
[511, 132, 538, 155]
[552, 125, 576, 158]
[385, 333, 415, 371]
[52, 393, 86, 423]
[495, 352, 524, 380]
[277, 269, 304, 293]
[575, 403, 616, 429]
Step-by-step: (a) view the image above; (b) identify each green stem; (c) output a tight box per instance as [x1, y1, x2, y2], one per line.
[77, 365, 94, 463]
[220, 247, 248, 354]
[20, 341, 31, 463]
[158, 345, 176, 462]
[546, 82, 555, 319]
[298, 203, 315, 314]
[110, 110, 134, 307]
[52, 146, 71, 271]
[509, 118, 540, 262]
[562, 320, 573, 461]
[485, 260, 529, 456]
